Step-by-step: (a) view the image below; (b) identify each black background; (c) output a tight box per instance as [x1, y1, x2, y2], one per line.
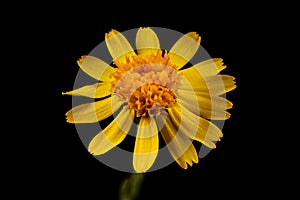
[15, 3, 250, 199]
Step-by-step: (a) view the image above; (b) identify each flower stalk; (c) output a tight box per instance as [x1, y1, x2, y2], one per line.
[119, 173, 145, 200]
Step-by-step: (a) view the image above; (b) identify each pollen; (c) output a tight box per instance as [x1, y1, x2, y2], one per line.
[111, 50, 182, 117]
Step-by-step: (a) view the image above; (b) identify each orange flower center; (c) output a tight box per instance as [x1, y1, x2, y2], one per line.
[111, 50, 182, 117]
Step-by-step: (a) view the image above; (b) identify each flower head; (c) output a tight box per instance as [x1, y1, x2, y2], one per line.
[63, 27, 236, 173]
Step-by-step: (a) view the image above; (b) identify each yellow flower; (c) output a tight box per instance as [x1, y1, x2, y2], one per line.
[63, 27, 236, 173]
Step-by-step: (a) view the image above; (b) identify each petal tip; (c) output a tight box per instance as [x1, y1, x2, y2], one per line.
[66, 118, 74, 123]
[105, 29, 120, 39]
[182, 165, 188, 169]
[62, 91, 72, 95]
[187, 32, 201, 43]
[225, 112, 231, 119]
[77, 55, 86, 65]
[88, 143, 101, 156]
[65, 111, 75, 123]
[140, 26, 151, 30]
[209, 143, 217, 149]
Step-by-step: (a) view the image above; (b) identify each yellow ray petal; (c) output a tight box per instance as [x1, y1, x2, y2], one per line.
[176, 143, 199, 169]
[168, 32, 201, 70]
[65, 96, 122, 123]
[176, 90, 232, 120]
[168, 103, 223, 148]
[88, 107, 134, 155]
[105, 29, 136, 63]
[204, 75, 237, 95]
[77, 56, 116, 81]
[136, 27, 160, 58]
[179, 66, 207, 92]
[155, 113, 198, 169]
[177, 90, 233, 110]
[133, 117, 159, 173]
[190, 58, 226, 77]
[179, 65, 236, 95]
[62, 82, 112, 98]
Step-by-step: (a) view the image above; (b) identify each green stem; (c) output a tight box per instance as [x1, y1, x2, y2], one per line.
[119, 173, 145, 200]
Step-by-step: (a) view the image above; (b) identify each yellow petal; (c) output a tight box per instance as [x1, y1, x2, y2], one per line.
[77, 55, 116, 81]
[204, 75, 237, 95]
[155, 113, 198, 169]
[177, 89, 233, 110]
[88, 107, 134, 155]
[180, 73, 235, 94]
[136, 27, 160, 58]
[65, 96, 122, 123]
[180, 65, 204, 82]
[62, 82, 112, 98]
[176, 90, 232, 120]
[105, 29, 136, 63]
[179, 75, 236, 96]
[168, 32, 201, 70]
[133, 117, 159, 173]
[179, 66, 207, 92]
[190, 58, 226, 76]
[176, 143, 199, 169]
[168, 103, 223, 148]
[179, 64, 236, 95]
